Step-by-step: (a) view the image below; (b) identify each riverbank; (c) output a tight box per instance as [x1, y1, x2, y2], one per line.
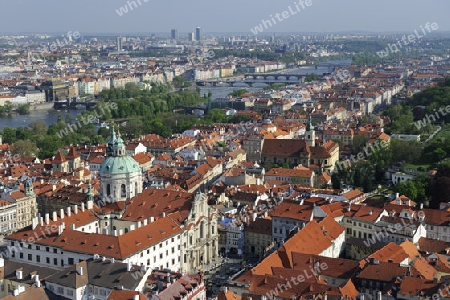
[30, 102, 55, 111]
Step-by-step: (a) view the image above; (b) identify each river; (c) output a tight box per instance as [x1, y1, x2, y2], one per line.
[200, 59, 352, 100]
[0, 59, 351, 130]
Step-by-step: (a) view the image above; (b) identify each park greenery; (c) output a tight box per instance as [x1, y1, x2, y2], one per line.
[228, 89, 249, 97]
[331, 78, 450, 206]
[0, 82, 252, 159]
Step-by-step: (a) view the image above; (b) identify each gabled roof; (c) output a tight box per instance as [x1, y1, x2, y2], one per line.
[357, 261, 408, 282]
[261, 139, 310, 157]
[122, 188, 193, 222]
[107, 290, 147, 300]
[65, 147, 79, 160]
[52, 152, 66, 164]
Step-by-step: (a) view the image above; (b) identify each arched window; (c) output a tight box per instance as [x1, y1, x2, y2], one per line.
[121, 184, 126, 197]
[107, 184, 111, 196]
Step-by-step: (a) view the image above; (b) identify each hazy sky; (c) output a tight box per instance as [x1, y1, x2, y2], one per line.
[2, 0, 450, 35]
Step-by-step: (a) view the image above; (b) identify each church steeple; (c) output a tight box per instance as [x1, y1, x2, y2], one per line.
[113, 130, 126, 157]
[24, 178, 35, 197]
[306, 115, 313, 132]
[305, 115, 315, 147]
[87, 180, 94, 202]
[106, 125, 117, 156]
[106, 125, 126, 157]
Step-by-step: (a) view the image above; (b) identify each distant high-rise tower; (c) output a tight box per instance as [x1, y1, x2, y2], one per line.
[195, 27, 202, 41]
[188, 32, 195, 41]
[116, 36, 122, 52]
[171, 29, 179, 41]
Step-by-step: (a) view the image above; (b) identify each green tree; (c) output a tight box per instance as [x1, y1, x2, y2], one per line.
[362, 175, 373, 192]
[2, 127, 17, 144]
[4, 101, 13, 115]
[17, 104, 30, 115]
[353, 168, 362, 187]
[13, 139, 38, 157]
[29, 120, 48, 136]
[331, 173, 341, 189]
[37, 135, 64, 159]
[352, 136, 368, 154]
[394, 180, 418, 200]
[228, 89, 249, 97]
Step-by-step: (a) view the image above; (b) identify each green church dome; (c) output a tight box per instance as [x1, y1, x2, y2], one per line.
[100, 156, 141, 174]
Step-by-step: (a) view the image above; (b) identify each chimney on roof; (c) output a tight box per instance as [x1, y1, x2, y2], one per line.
[39, 217, 44, 227]
[73, 205, 78, 214]
[137, 222, 142, 229]
[143, 219, 148, 226]
[420, 203, 423, 210]
[70, 223, 75, 230]
[127, 262, 132, 272]
[35, 274, 40, 287]
[31, 217, 38, 230]
[44, 213, 50, 225]
[150, 216, 154, 223]
[66, 207, 71, 217]
[369, 210, 373, 216]
[77, 266, 83, 276]
[52, 211, 57, 222]
[60, 208, 64, 219]
[134, 294, 140, 300]
[376, 291, 382, 300]
[81, 202, 85, 212]
[87, 200, 93, 210]
[58, 222, 65, 235]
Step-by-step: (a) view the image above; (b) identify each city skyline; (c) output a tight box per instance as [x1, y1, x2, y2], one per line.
[1, 0, 449, 34]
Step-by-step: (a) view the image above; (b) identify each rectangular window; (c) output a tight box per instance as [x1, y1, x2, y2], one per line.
[28, 254, 32, 261]
[46, 257, 50, 264]
[54, 258, 58, 266]
[36, 255, 40, 262]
